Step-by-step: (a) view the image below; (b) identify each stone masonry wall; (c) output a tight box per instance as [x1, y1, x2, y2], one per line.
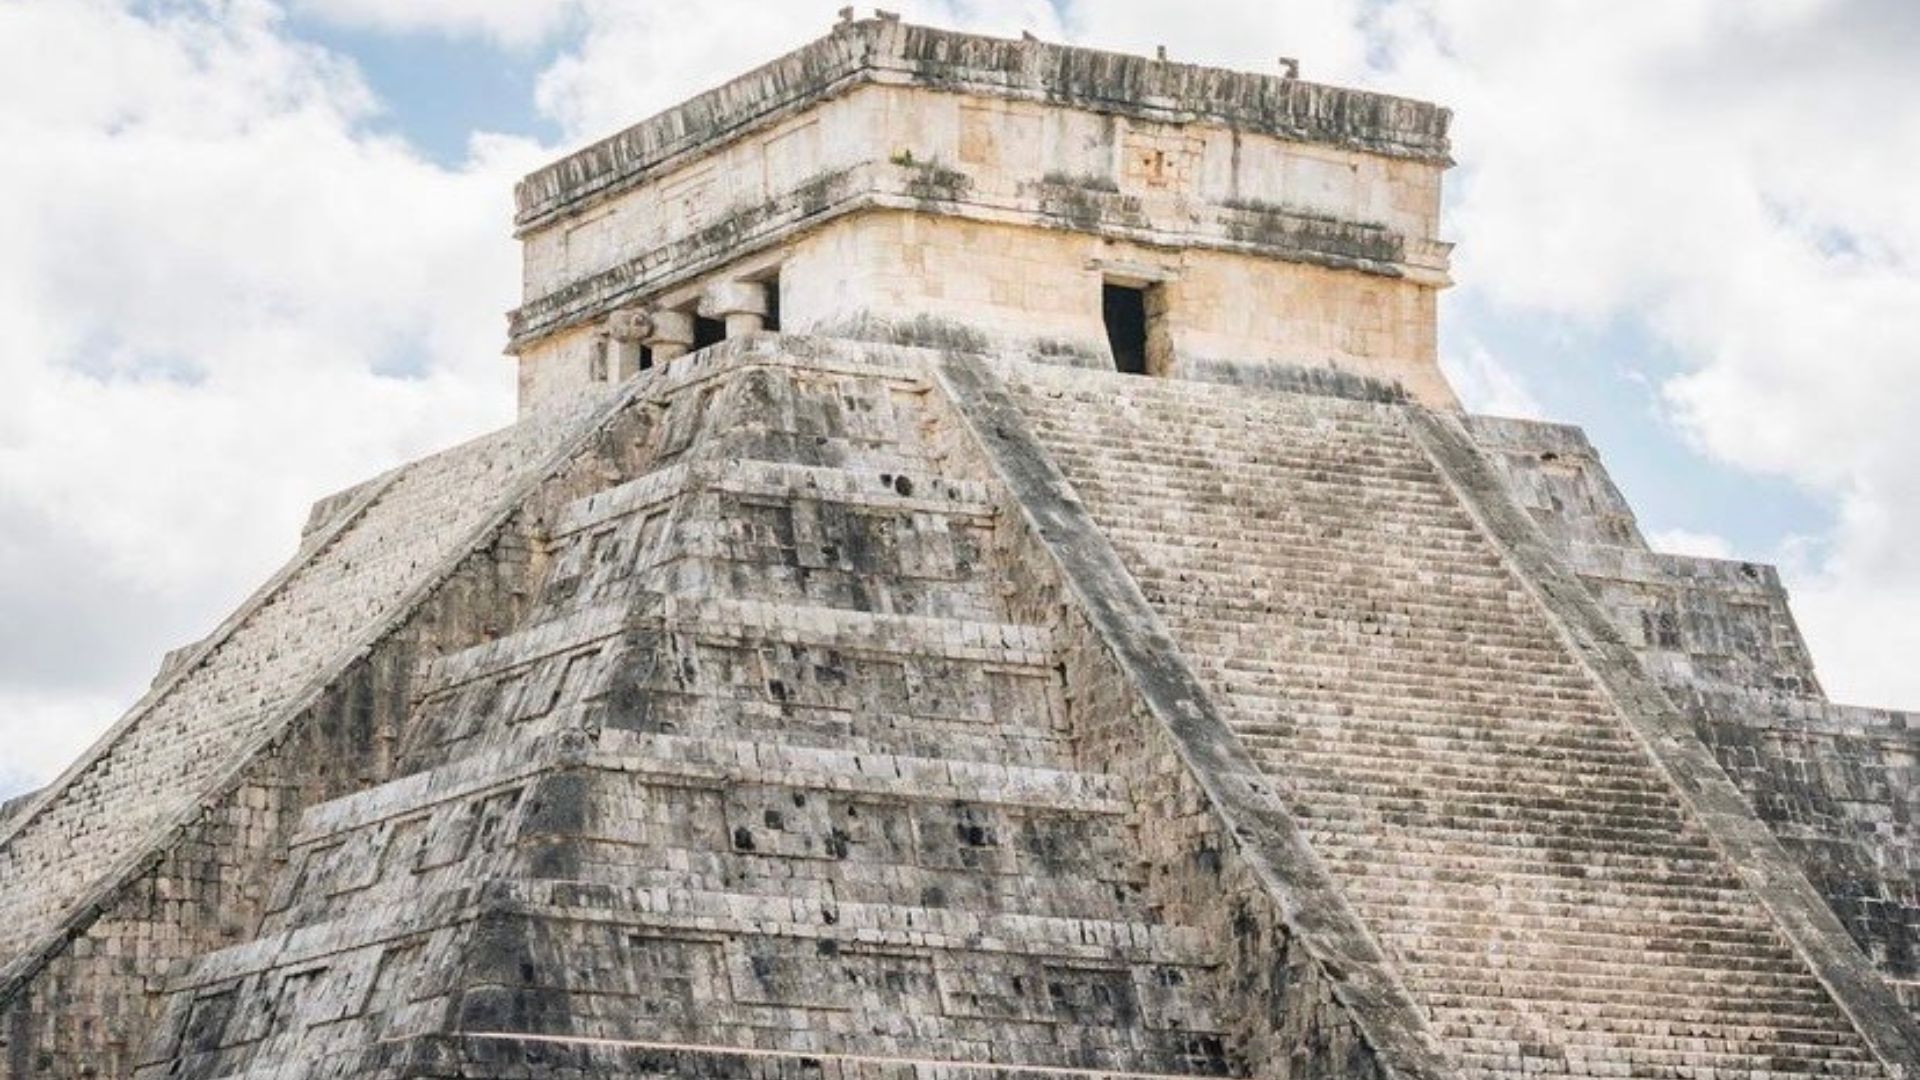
[519, 81, 1445, 309]
[2, 618, 476, 1080]
[13, 334, 1918, 1078]
[1679, 686, 1918, 1014]
[777, 214, 1448, 405]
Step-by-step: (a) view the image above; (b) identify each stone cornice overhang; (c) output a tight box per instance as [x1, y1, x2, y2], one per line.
[505, 166, 1451, 354]
[511, 18, 1453, 236]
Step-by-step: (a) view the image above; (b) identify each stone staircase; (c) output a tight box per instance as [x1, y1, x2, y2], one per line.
[1465, 415, 1919, 1027]
[137, 350, 1240, 1080]
[0, 392, 617, 966]
[1004, 363, 1886, 1080]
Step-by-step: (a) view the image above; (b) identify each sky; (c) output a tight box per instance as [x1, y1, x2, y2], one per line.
[2, 0, 1918, 798]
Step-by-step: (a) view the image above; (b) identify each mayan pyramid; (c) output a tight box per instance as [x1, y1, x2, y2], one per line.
[2, 17, 1916, 1080]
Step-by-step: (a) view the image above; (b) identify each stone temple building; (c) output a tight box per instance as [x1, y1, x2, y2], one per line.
[2, 17, 1917, 1080]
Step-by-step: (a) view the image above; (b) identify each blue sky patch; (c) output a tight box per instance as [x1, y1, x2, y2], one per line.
[289, 14, 566, 166]
[1443, 290, 1831, 560]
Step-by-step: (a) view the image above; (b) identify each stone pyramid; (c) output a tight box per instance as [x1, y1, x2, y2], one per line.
[3, 18, 1916, 1080]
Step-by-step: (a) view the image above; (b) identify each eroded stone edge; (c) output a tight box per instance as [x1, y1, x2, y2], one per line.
[514, 20, 1452, 231]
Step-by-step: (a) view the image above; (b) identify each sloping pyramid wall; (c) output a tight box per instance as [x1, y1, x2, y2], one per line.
[120, 340, 1409, 1080]
[4, 336, 1916, 1079]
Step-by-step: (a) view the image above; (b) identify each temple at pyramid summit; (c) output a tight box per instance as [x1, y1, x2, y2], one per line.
[4, 16, 1918, 1080]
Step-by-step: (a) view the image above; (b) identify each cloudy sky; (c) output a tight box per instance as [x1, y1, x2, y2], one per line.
[2, 0, 1916, 798]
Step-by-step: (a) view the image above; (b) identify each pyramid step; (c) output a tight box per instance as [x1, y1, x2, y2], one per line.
[296, 730, 1131, 847]
[662, 597, 1054, 665]
[1426, 992, 1864, 1034]
[161, 1034, 1238, 1080]
[161, 882, 1233, 1080]
[421, 597, 1053, 698]
[556, 459, 995, 542]
[1383, 928, 1828, 977]
[624, 688, 1073, 770]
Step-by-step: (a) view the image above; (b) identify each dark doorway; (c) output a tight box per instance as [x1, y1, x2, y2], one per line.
[694, 315, 726, 350]
[1103, 283, 1149, 375]
[763, 270, 782, 332]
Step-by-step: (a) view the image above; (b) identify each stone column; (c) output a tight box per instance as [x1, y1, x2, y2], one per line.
[605, 307, 650, 378]
[643, 309, 697, 362]
[698, 280, 772, 337]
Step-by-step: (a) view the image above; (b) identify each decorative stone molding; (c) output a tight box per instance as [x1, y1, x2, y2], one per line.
[512, 20, 1452, 231]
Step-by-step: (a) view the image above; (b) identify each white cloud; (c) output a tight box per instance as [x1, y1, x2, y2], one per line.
[1442, 343, 1544, 419]
[0, 688, 127, 802]
[1648, 528, 1735, 562]
[0, 0, 546, 795]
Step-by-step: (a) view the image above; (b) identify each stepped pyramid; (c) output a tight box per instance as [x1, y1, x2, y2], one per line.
[3, 18, 1916, 1080]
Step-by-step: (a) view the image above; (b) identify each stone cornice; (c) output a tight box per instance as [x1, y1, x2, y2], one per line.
[513, 19, 1452, 234]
